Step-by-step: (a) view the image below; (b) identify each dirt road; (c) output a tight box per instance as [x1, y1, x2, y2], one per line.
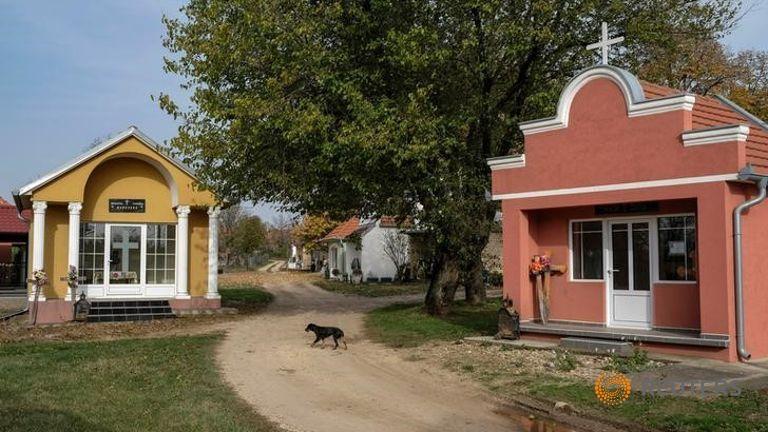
[216, 278, 528, 432]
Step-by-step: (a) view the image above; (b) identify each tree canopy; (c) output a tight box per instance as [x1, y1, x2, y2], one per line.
[161, 0, 745, 312]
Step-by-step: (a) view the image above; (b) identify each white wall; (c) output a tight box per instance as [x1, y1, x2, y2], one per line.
[360, 223, 407, 281]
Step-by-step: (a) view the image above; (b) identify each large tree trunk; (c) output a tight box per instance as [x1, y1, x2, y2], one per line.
[462, 254, 486, 305]
[424, 253, 460, 315]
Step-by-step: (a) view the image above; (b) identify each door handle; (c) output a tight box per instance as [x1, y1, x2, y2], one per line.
[607, 269, 620, 274]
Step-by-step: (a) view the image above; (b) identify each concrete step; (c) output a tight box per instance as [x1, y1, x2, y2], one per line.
[560, 337, 634, 356]
[86, 299, 176, 323]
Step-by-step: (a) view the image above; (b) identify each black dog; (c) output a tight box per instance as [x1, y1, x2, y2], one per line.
[305, 323, 347, 350]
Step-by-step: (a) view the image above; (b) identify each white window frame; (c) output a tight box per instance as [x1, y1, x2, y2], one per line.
[569, 218, 606, 282]
[79, 222, 178, 299]
[653, 213, 697, 284]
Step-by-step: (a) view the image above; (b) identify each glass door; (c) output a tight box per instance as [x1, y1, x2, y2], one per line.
[106, 225, 143, 296]
[608, 220, 652, 328]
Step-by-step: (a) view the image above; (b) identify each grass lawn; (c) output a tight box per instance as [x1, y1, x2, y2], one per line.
[313, 278, 427, 297]
[366, 301, 768, 431]
[0, 334, 282, 432]
[220, 284, 274, 313]
[365, 299, 500, 347]
[529, 376, 768, 432]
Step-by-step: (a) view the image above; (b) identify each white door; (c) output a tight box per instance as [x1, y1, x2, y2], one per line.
[608, 220, 652, 328]
[106, 224, 144, 296]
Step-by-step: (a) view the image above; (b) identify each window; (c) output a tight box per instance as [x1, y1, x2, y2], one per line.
[571, 221, 604, 280]
[146, 224, 176, 284]
[79, 223, 105, 284]
[657, 215, 697, 281]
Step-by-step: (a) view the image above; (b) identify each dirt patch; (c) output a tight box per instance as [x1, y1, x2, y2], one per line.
[215, 278, 559, 432]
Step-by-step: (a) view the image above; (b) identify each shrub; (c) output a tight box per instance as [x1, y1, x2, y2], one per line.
[486, 271, 503, 288]
[605, 348, 651, 373]
[553, 349, 580, 372]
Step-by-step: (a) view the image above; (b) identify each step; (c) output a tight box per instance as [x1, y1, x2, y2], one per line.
[87, 313, 176, 323]
[86, 299, 176, 323]
[560, 337, 634, 356]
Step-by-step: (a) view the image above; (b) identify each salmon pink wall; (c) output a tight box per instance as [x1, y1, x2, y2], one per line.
[492, 79, 744, 197]
[653, 283, 700, 329]
[529, 207, 604, 323]
[737, 182, 768, 359]
[500, 183, 738, 360]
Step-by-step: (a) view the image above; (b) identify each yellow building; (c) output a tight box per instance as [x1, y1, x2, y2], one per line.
[13, 126, 222, 324]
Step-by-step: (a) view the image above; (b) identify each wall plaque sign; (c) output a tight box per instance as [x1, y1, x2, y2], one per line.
[595, 201, 659, 215]
[109, 199, 146, 213]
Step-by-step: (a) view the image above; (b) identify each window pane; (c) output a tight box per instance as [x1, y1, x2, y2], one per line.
[146, 224, 177, 285]
[78, 223, 106, 285]
[658, 216, 696, 281]
[164, 270, 175, 284]
[581, 221, 603, 232]
[632, 225, 650, 291]
[572, 232, 583, 279]
[572, 222, 603, 280]
[611, 225, 629, 290]
[583, 232, 603, 279]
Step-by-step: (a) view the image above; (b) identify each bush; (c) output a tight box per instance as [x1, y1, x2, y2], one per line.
[553, 349, 580, 372]
[486, 271, 503, 288]
[605, 348, 651, 373]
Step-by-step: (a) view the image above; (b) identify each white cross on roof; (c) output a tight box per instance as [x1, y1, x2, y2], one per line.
[586, 22, 624, 65]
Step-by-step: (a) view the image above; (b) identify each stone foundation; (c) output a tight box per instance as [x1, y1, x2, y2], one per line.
[168, 296, 221, 311]
[29, 299, 73, 324]
[27, 296, 221, 324]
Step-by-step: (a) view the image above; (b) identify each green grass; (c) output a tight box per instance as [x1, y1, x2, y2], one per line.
[0, 335, 282, 432]
[529, 377, 768, 432]
[365, 299, 500, 347]
[219, 285, 274, 313]
[314, 278, 427, 297]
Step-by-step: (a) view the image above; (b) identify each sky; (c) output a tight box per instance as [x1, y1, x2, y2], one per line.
[0, 0, 766, 222]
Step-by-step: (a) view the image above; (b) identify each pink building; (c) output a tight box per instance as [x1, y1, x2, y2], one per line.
[489, 65, 768, 362]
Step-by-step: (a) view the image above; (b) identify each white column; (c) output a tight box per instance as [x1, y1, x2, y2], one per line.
[175, 205, 191, 299]
[206, 206, 221, 299]
[31, 201, 47, 301]
[67, 202, 82, 301]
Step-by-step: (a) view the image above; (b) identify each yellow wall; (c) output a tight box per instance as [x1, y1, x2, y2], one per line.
[82, 157, 176, 223]
[24, 135, 216, 300]
[189, 210, 209, 297]
[46, 205, 70, 298]
[31, 136, 215, 207]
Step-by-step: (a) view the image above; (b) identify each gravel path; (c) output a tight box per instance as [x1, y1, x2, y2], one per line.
[216, 278, 522, 432]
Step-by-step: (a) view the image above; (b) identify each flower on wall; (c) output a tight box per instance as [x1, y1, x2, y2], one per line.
[32, 269, 48, 287]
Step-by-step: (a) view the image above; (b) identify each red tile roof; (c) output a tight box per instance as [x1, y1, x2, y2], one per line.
[639, 81, 768, 172]
[321, 217, 361, 241]
[321, 216, 409, 241]
[0, 197, 28, 234]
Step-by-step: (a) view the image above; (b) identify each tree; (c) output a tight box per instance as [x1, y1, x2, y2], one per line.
[381, 230, 410, 282]
[637, 38, 768, 120]
[161, 0, 740, 314]
[264, 214, 294, 258]
[291, 214, 338, 251]
[231, 215, 267, 258]
[219, 204, 247, 266]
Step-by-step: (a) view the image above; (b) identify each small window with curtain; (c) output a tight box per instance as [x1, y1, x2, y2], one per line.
[146, 224, 176, 284]
[571, 221, 604, 280]
[657, 215, 697, 282]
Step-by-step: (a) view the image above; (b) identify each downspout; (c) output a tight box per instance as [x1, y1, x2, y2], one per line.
[733, 167, 768, 361]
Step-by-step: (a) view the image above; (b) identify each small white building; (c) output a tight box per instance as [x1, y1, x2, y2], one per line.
[321, 217, 409, 282]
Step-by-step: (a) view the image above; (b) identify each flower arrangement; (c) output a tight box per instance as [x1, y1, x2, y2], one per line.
[529, 254, 551, 276]
[32, 269, 48, 287]
[67, 265, 79, 288]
